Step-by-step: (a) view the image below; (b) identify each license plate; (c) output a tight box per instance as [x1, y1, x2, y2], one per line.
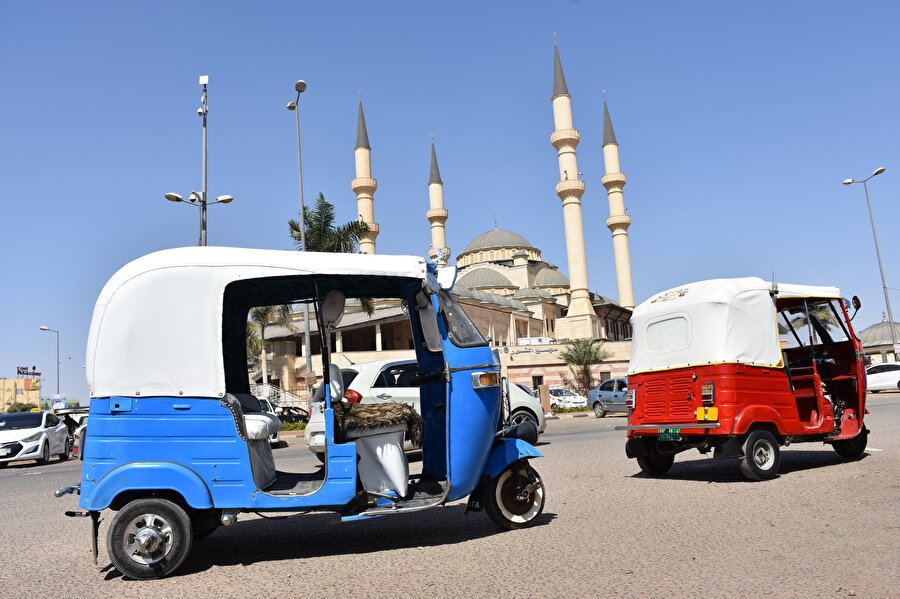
[658, 428, 681, 441]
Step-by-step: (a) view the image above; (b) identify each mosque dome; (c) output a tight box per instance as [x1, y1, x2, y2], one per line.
[463, 229, 534, 253]
[859, 318, 900, 349]
[534, 268, 570, 288]
[514, 287, 552, 300]
[457, 268, 515, 289]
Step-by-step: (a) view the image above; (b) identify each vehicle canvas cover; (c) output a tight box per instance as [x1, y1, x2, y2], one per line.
[85, 247, 428, 399]
[628, 277, 842, 375]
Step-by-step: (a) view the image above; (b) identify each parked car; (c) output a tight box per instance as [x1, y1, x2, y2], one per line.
[73, 417, 88, 460]
[587, 377, 629, 418]
[306, 359, 546, 460]
[258, 398, 282, 446]
[866, 362, 900, 392]
[0, 411, 70, 467]
[548, 388, 587, 410]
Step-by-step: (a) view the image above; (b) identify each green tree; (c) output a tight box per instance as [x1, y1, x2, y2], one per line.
[559, 338, 611, 398]
[289, 192, 370, 253]
[249, 304, 294, 385]
[7, 402, 38, 413]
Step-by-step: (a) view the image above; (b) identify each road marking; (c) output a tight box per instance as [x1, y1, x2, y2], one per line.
[18, 471, 43, 476]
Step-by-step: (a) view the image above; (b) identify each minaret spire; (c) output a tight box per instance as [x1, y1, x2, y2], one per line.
[426, 139, 449, 265]
[352, 96, 378, 254]
[549, 38, 598, 337]
[601, 96, 634, 309]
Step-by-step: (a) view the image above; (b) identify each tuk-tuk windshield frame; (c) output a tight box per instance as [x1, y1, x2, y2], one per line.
[778, 299, 850, 350]
[437, 289, 488, 348]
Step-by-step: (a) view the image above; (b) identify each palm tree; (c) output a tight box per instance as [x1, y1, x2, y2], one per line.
[249, 304, 294, 385]
[559, 338, 611, 398]
[289, 192, 370, 252]
[288, 192, 374, 315]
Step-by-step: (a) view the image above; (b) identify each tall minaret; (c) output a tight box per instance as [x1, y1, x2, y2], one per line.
[601, 97, 635, 310]
[352, 97, 378, 254]
[550, 39, 596, 334]
[426, 140, 449, 265]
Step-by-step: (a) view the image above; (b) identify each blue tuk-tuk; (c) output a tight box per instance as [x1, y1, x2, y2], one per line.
[56, 247, 544, 579]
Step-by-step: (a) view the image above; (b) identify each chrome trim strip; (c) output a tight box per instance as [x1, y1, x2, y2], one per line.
[615, 423, 722, 431]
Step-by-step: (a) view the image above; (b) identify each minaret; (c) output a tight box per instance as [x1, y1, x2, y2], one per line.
[426, 140, 449, 265]
[601, 97, 635, 309]
[352, 97, 378, 254]
[550, 39, 597, 337]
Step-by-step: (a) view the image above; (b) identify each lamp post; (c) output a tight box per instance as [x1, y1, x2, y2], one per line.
[165, 76, 234, 246]
[843, 167, 898, 359]
[287, 79, 313, 377]
[39, 326, 59, 395]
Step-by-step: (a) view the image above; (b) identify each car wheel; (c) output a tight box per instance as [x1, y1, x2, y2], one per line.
[37, 442, 50, 466]
[315, 452, 326, 464]
[550, 402, 558, 411]
[832, 428, 868, 459]
[78, 430, 86, 461]
[739, 430, 781, 481]
[484, 461, 545, 530]
[636, 445, 674, 476]
[107, 498, 193, 580]
[0, 462, 7, 469]
[592, 403, 606, 418]
[510, 409, 538, 427]
[58, 437, 70, 461]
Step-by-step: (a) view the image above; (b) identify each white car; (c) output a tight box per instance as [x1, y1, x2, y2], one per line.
[305, 359, 546, 459]
[258, 398, 282, 446]
[866, 362, 900, 393]
[0, 411, 70, 467]
[548, 388, 587, 409]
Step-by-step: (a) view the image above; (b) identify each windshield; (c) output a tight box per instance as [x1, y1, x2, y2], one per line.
[0, 412, 43, 430]
[779, 299, 849, 349]
[438, 289, 487, 348]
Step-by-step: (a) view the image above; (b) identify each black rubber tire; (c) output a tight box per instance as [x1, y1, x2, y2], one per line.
[739, 430, 781, 481]
[191, 509, 222, 540]
[0, 462, 8, 469]
[593, 403, 606, 418]
[832, 429, 868, 459]
[315, 452, 326, 464]
[78, 429, 86, 461]
[485, 462, 545, 530]
[550, 402, 558, 411]
[36, 442, 50, 466]
[636, 447, 674, 476]
[58, 437, 70, 461]
[107, 498, 193, 580]
[510, 409, 538, 428]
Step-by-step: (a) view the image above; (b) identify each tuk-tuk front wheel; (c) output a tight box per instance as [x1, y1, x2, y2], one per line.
[485, 462, 545, 530]
[739, 430, 781, 481]
[107, 498, 193, 580]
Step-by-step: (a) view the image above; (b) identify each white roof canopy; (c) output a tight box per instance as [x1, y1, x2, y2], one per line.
[86, 247, 428, 399]
[628, 277, 842, 375]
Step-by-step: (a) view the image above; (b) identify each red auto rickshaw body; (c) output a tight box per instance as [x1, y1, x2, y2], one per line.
[619, 277, 868, 480]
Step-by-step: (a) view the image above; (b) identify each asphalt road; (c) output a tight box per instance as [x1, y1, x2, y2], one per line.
[2, 395, 898, 598]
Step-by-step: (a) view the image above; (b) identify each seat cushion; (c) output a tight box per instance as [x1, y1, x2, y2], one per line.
[244, 412, 281, 440]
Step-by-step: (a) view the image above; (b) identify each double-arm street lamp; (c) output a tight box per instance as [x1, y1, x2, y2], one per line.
[843, 167, 898, 358]
[165, 75, 235, 246]
[287, 79, 313, 376]
[39, 326, 59, 395]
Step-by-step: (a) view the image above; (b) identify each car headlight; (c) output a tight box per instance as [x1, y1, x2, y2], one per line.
[21, 432, 43, 443]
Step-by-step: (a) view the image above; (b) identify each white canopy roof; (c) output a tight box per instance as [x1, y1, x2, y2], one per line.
[86, 247, 428, 399]
[628, 277, 842, 375]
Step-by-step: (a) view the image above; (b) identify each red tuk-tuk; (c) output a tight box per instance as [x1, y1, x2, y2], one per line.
[618, 277, 868, 481]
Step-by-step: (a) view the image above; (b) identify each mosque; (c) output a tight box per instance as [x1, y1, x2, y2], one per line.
[262, 41, 636, 398]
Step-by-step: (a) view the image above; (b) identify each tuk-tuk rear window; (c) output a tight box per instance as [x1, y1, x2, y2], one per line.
[438, 289, 488, 348]
[645, 314, 691, 352]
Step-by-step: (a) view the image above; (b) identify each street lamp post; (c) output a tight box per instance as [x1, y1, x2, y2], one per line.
[39, 326, 59, 395]
[843, 167, 898, 359]
[287, 80, 313, 378]
[165, 76, 234, 246]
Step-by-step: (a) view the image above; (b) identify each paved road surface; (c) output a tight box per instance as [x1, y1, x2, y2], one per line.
[1, 395, 897, 598]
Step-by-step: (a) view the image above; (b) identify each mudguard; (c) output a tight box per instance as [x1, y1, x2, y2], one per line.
[466, 439, 542, 513]
[85, 461, 213, 511]
[729, 405, 788, 436]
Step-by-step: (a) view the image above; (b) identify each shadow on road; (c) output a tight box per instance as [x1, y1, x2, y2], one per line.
[630, 448, 870, 483]
[104, 506, 557, 579]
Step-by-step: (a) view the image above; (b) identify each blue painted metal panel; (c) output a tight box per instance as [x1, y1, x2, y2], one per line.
[481, 438, 543, 479]
[86, 462, 214, 510]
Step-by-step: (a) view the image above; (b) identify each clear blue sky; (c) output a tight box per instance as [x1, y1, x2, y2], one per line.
[2, 1, 898, 403]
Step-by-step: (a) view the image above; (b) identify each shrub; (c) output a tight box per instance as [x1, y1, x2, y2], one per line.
[281, 422, 307, 431]
[7, 402, 38, 413]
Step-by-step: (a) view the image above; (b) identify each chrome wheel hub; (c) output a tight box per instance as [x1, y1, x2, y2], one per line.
[124, 513, 173, 565]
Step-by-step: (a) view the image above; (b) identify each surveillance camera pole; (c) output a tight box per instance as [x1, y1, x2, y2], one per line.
[199, 78, 209, 246]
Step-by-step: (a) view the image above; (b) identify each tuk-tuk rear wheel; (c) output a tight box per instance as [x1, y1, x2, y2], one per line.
[832, 429, 868, 459]
[485, 462, 545, 530]
[107, 498, 193, 580]
[738, 430, 781, 481]
[636, 449, 674, 476]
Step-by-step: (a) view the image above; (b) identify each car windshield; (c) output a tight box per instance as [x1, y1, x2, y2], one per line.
[0, 412, 43, 430]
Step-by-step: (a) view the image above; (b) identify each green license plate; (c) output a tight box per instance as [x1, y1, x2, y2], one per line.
[658, 428, 681, 441]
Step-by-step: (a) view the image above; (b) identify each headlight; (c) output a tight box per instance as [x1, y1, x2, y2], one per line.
[21, 432, 43, 443]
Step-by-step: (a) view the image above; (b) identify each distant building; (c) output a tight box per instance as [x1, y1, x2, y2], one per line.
[1, 378, 42, 411]
[859, 316, 899, 364]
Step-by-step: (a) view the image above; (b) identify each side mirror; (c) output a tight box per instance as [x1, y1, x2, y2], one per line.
[436, 265, 458, 290]
[320, 289, 346, 327]
[849, 296, 861, 321]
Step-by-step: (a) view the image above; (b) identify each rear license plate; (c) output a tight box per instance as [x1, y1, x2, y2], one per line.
[658, 428, 681, 441]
